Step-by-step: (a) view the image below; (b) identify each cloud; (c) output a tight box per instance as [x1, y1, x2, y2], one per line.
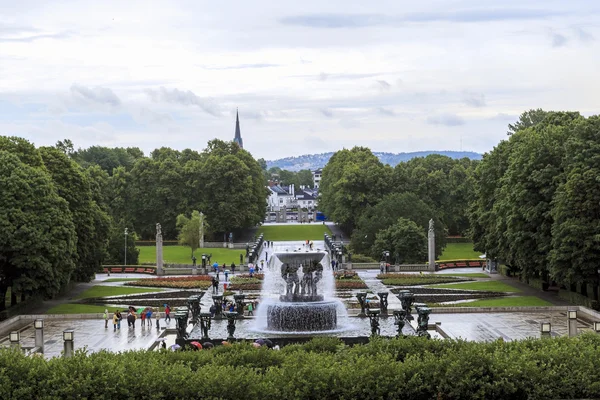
[319, 108, 334, 118]
[574, 27, 594, 42]
[376, 107, 396, 116]
[202, 63, 280, 70]
[303, 135, 327, 147]
[551, 32, 568, 47]
[376, 80, 392, 91]
[0, 23, 73, 42]
[70, 84, 121, 107]
[279, 9, 565, 28]
[145, 87, 221, 117]
[462, 92, 486, 107]
[137, 108, 173, 124]
[427, 114, 465, 126]
[339, 118, 361, 129]
[312, 72, 382, 81]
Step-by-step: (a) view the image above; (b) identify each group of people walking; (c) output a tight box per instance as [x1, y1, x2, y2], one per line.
[105, 306, 165, 331]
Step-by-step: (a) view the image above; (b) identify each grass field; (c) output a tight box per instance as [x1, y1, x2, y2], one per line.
[75, 285, 164, 299]
[139, 246, 244, 265]
[46, 304, 125, 314]
[439, 242, 482, 260]
[257, 224, 332, 241]
[429, 281, 521, 292]
[430, 296, 551, 307]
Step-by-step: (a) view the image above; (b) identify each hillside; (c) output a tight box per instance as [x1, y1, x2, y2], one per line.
[266, 151, 482, 171]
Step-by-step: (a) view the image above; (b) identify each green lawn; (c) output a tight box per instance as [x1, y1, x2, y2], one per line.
[430, 296, 551, 307]
[139, 246, 245, 265]
[439, 242, 482, 260]
[428, 281, 521, 292]
[75, 285, 164, 299]
[443, 273, 490, 278]
[257, 224, 332, 241]
[46, 304, 126, 314]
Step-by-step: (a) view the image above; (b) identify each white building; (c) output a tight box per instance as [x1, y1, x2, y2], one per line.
[312, 169, 322, 188]
[267, 184, 296, 211]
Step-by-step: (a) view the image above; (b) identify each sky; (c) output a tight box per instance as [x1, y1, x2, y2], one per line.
[1, 0, 599, 160]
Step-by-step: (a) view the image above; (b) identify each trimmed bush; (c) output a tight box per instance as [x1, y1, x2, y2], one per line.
[377, 273, 465, 286]
[3, 335, 600, 399]
[125, 276, 212, 289]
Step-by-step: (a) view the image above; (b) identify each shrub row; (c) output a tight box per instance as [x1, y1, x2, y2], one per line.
[377, 273, 464, 286]
[335, 280, 368, 289]
[3, 335, 600, 399]
[227, 283, 262, 291]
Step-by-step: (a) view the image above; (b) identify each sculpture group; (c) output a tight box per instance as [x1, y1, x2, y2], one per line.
[280, 261, 323, 301]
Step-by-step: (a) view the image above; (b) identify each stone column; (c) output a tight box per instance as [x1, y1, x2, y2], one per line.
[156, 223, 164, 276]
[428, 218, 436, 271]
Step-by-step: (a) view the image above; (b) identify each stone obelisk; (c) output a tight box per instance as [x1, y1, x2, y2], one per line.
[428, 219, 436, 271]
[156, 223, 164, 276]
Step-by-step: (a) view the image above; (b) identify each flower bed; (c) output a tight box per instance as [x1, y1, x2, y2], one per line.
[377, 273, 467, 286]
[235, 273, 264, 280]
[227, 283, 262, 291]
[229, 277, 262, 285]
[335, 280, 368, 289]
[125, 276, 212, 289]
[334, 271, 360, 280]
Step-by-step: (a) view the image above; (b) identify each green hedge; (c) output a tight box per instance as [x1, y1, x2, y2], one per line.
[350, 253, 377, 263]
[559, 290, 600, 310]
[3, 336, 600, 399]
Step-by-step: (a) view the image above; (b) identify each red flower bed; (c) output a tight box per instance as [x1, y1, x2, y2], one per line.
[125, 275, 213, 289]
[335, 280, 368, 289]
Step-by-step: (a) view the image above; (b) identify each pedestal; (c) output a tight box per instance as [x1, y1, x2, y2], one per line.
[568, 319, 578, 337]
[35, 328, 44, 353]
[64, 341, 74, 358]
[428, 231, 436, 271]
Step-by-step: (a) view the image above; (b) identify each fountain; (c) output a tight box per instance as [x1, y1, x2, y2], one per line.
[255, 251, 346, 333]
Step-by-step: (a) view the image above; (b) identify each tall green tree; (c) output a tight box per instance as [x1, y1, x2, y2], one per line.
[371, 218, 427, 264]
[39, 147, 111, 281]
[104, 224, 139, 265]
[176, 210, 204, 257]
[0, 151, 77, 308]
[351, 192, 446, 258]
[319, 147, 392, 232]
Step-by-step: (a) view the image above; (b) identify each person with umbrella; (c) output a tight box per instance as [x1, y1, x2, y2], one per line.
[213, 262, 220, 279]
[212, 276, 219, 294]
[231, 262, 236, 275]
[249, 264, 255, 278]
[224, 268, 230, 282]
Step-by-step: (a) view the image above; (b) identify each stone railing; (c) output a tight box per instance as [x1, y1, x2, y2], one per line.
[348, 263, 430, 271]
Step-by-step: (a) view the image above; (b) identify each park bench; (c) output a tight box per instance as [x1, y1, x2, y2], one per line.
[124, 268, 135, 272]
[135, 268, 146, 273]
[455, 262, 468, 267]
[145, 268, 156, 274]
[110, 268, 123, 273]
[468, 261, 482, 267]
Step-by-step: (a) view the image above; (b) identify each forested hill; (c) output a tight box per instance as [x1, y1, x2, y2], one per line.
[267, 151, 482, 171]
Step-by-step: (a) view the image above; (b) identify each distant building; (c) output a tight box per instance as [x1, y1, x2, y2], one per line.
[233, 109, 243, 149]
[265, 184, 319, 222]
[312, 169, 322, 188]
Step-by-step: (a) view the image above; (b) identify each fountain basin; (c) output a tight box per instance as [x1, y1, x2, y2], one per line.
[267, 301, 338, 332]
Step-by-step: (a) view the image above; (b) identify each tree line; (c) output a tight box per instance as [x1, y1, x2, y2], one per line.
[0, 137, 267, 309]
[318, 147, 477, 262]
[470, 110, 600, 292]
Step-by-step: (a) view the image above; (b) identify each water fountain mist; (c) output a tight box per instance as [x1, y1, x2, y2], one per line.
[253, 241, 348, 333]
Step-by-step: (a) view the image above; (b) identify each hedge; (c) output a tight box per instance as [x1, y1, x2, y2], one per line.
[377, 274, 465, 286]
[3, 335, 600, 399]
[445, 236, 472, 243]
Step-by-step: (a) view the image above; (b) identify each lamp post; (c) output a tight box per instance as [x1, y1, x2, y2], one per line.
[383, 251, 390, 273]
[124, 228, 128, 267]
[568, 309, 578, 337]
[540, 322, 551, 338]
[9, 331, 20, 349]
[63, 329, 74, 358]
[34, 319, 44, 353]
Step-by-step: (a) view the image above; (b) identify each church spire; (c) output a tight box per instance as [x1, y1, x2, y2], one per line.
[233, 108, 243, 148]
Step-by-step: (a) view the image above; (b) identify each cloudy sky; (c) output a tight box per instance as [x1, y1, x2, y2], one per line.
[1, 0, 599, 159]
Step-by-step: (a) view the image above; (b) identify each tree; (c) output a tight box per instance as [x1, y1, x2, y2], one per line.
[257, 158, 267, 171]
[507, 109, 581, 135]
[319, 147, 392, 232]
[104, 224, 139, 265]
[55, 139, 74, 156]
[297, 169, 314, 187]
[371, 218, 427, 264]
[0, 151, 77, 309]
[351, 192, 446, 258]
[550, 116, 600, 285]
[39, 147, 111, 281]
[176, 210, 204, 257]
[73, 146, 143, 175]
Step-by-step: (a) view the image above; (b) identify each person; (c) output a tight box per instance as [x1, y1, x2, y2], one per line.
[212, 276, 219, 293]
[113, 311, 119, 331]
[165, 304, 171, 323]
[247, 302, 254, 316]
[104, 309, 109, 329]
[155, 309, 160, 329]
[161, 341, 167, 350]
[386, 263, 390, 273]
[231, 262, 236, 275]
[249, 265, 255, 278]
[265, 252, 268, 262]
[140, 308, 146, 327]
[260, 260, 264, 271]
[127, 311, 135, 328]
[116, 311, 122, 329]
[331, 259, 336, 271]
[224, 269, 229, 281]
[209, 304, 216, 317]
[229, 303, 235, 312]
[192, 256, 197, 266]
[380, 262, 384, 274]
[146, 308, 153, 327]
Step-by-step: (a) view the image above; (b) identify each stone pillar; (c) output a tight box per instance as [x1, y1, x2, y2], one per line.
[34, 320, 44, 353]
[156, 223, 164, 276]
[428, 218, 436, 271]
[568, 310, 578, 337]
